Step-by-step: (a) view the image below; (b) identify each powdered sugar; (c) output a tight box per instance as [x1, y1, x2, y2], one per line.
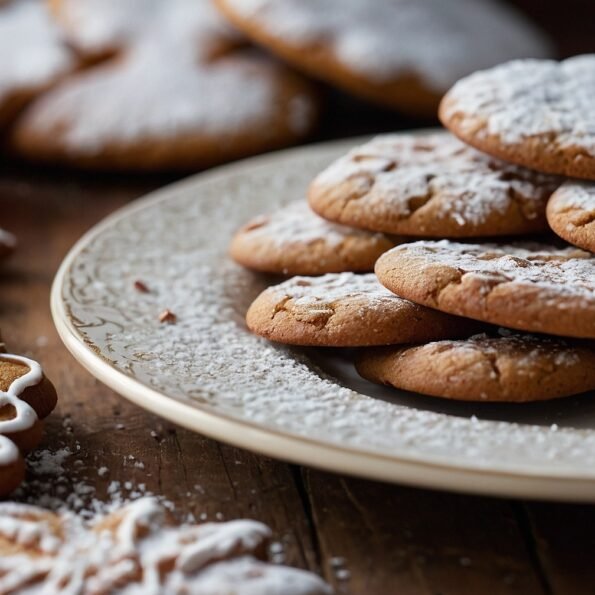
[442, 55, 595, 155]
[549, 181, 595, 212]
[223, 0, 550, 91]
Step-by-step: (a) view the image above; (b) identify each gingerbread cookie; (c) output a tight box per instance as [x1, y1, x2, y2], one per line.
[247, 272, 481, 346]
[230, 201, 397, 275]
[12, 0, 319, 171]
[308, 133, 560, 238]
[376, 241, 595, 339]
[0, 0, 75, 127]
[440, 55, 595, 180]
[547, 181, 595, 253]
[357, 331, 595, 402]
[215, 0, 550, 116]
[0, 498, 332, 594]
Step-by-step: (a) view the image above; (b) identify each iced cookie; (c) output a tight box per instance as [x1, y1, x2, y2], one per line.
[247, 272, 481, 346]
[0, 497, 332, 594]
[357, 331, 595, 402]
[215, 0, 550, 116]
[308, 133, 560, 237]
[12, 0, 318, 170]
[230, 201, 397, 275]
[376, 241, 595, 339]
[547, 181, 595, 253]
[0, 436, 24, 498]
[440, 55, 595, 180]
[0, 0, 75, 126]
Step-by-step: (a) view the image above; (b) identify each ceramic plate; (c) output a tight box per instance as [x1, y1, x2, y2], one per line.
[52, 134, 595, 502]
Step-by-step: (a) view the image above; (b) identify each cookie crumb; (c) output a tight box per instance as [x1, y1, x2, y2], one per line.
[159, 309, 177, 323]
[134, 279, 150, 293]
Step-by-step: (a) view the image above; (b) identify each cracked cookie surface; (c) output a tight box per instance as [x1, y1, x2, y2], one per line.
[356, 331, 595, 402]
[308, 133, 560, 237]
[376, 240, 595, 339]
[247, 272, 481, 346]
[547, 181, 595, 252]
[230, 201, 397, 275]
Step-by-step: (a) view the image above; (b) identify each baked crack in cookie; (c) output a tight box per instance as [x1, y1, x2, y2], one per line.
[0, 0, 75, 127]
[0, 497, 332, 594]
[215, 0, 550, 116]
[440, 55, 595, 179]
[547, 181, 595, 253]
[0, 353, 58, 497]
[376, 241, 595, 339]
[230, 201, 397, 275]
[356, 331, 595, 402]
[12, 0, 319, 170]
[247, 272, 482, 346]
[308, 133, 560, 237]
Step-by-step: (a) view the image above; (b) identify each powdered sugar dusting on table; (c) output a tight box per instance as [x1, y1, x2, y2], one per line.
[223, 0, 550, 91]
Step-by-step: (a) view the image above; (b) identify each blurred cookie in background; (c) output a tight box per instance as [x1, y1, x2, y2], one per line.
[215, 0, 552, 117]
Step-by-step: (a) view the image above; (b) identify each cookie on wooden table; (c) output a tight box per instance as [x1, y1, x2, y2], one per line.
[11, 0, 319, 171]
[0, 498, 332, 593]
[308, 133, 560, 237]
[440, 55, 595, 180]
[215, 0, 551, 117]
[547, 181, 595, 253]
[0, 436, 24, 498]
[357, 331, 595, 402]
[247, 272, 482, 346]
[375, 241, 595, 339]
[230, 201, 397, 275]
[0, 0, 75, 127]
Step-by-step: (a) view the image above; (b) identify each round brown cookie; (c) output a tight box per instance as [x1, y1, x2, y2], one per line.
[376, 240, 595, 339]
[0, 0, 75, 127]
[547, 181, 595, 253]
[0, 436, 24, 498]
[230, 201, 397, 275]
[11, 0, 319, 171]
[440, 55, 595, 180]
[215, 0, 550, 117]
[247, 272, 482, 347]
[356, 331, 595, 402]
[308, 133, 560, 238]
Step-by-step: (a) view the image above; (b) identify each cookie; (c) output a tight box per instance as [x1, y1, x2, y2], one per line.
[215, 0, 550, 116]
[11, 0, 319, 171]
[247, 272, 481, 346]
[0, 0, 75, 127]
[230, 201, 397, 275]
[376, 240, 595, 339]
[0, 497, 332, 594]
[308, 133, 560, 238]
[0, 436, 24, 499]
[357, 331, 595, 402]
[440, 55, 595, 180]
[547, 181, 595, 253]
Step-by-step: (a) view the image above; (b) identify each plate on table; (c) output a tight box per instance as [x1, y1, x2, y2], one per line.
[52, 133, 595, 502]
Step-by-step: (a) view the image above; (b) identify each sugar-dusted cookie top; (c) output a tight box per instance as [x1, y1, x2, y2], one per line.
[357, 330, 595, 402]
[0, 0, 75, 125]
[376, 240, 595, 339]
[547, 181, 595, 253]
[440, 55, 595, 179]
[0, 497, 332, 594]
[309, 133, 560, 237]
[247, 272, 481, 346]
[216, 0, 551, 116]
[230, 201, 397, 275]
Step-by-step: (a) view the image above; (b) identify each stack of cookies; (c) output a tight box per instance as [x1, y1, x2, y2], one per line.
[231, 55, 595, 404]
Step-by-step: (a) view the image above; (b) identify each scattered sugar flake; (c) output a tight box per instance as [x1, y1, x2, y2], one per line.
[335, 568, 351, 581]
[97, 466, 109, 477]
[35, 335, 49, 347]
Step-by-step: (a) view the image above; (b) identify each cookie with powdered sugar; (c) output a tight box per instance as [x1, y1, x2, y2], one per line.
[357, 331, 595, 402]
[547, 181, 595, 253]
[376, 241, 595, 339]
[308, 133, 561, 238]
[230, 201, 397, 275]
[11, 0, 319, 171]
[215, 0, 550, 117]
[440, 55, 595, 180]
[247, 272, 482, 346]
[0, 498, 332, 594]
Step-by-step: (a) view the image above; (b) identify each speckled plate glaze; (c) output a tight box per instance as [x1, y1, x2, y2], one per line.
[52, 133, 595, 502]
